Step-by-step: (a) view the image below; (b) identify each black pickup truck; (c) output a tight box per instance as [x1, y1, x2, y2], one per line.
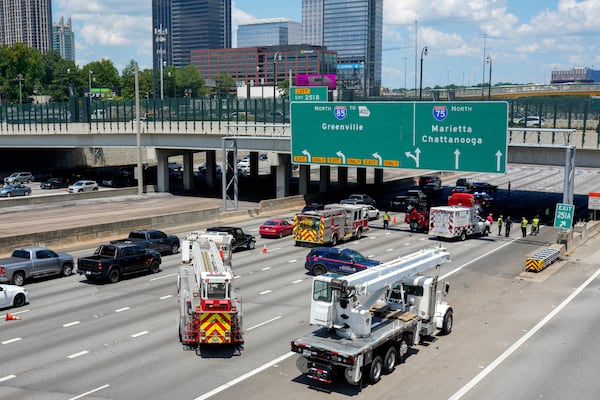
[111, 229, 180, 255]
[77, 243, 161, 283]
[390, 190, 429, 212]
[206, 226, 256, 251]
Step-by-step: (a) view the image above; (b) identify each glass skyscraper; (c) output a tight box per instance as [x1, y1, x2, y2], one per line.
[237, 21, 302, 48]
[302, 0, 382, 97]
[52, 17, 75, 61]
[152, 0, 231, 68]
[0, 0, 52, 53]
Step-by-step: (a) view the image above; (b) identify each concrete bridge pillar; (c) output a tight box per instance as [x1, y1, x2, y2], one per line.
[275, 153, 290, 198]
[183, 153, 194, 190]
[320, 166, 331, 193]
[337, 166, 349, 190]
[205, 150, 218, 187]
[156, 149, 169, 192]
[374, 168, 384, 185]
[299, 165, 310, 195]
[357, 167, 367, 186]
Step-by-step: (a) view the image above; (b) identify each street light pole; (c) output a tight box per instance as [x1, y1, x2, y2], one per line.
[419, 46, 428, 100]
[486, 55, 492, 100]
[273, 51, 281, 121]
[481, 33, 487, 97]
[88, 70, 93, 100]
[15, 73, 24, 104]
[154, 26, 168, 100]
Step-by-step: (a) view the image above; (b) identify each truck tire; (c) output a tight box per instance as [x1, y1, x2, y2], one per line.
[13, 293, 26, 307]
[410, 220, 418, 232]
[355, 228, 362, 240]
[61, 263, 74, 277]
[330, 234, 338, 247]
[368, 356, 383, 384]
[383, 345, 398, 374]
[11, 271, 25, 286]
[459, 230, 467, 241]
[170, 243, 179, 255]
[247, 240, 255, 250]
[107, 268, 121, 283]
[442, 309, 453, 335]
[148, 261, 160, 274]
[312, 265, 327, 276]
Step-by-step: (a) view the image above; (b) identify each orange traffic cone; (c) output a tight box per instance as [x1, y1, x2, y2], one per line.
[218, 246, 224, 260]
[393, 215, 397, 224]
[262, 244, 268, 253]
[5, 313, 22, 321]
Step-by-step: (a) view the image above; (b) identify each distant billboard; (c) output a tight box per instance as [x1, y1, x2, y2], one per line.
[296, 74, 337, 90]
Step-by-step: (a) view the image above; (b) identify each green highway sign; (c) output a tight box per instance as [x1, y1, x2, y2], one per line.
[290, 86, 328, 102]
[554, 203, 575, 229]
[290, 101, 508, 173]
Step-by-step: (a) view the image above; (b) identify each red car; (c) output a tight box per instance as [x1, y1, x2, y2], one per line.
[259, 218, 293, 238]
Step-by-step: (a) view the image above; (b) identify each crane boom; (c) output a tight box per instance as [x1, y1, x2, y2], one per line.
[310, 246, 450, 338]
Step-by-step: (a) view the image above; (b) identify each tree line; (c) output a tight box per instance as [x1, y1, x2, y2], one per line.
[0, 43, 240, 103]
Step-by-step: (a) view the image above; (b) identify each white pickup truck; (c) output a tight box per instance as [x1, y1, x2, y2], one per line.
[0, 247, 75, 286]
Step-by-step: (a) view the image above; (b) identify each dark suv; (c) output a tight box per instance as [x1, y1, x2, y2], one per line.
[206, 226, 256, 251]
[305, 247, 381, 275]
[419, 175, 442, 189]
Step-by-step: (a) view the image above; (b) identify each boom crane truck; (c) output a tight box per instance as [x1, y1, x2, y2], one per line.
[177, 232, 243, 348]
[291, 246, 452, 385]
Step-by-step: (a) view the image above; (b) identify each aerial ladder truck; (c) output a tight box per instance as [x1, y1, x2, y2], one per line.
[177, 232, 243, 348]
[291, 246, 453, 385]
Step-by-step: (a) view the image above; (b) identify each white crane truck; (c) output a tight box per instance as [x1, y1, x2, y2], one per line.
[291, 246, 453, 385]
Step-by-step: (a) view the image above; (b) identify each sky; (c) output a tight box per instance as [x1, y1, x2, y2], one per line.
[53, 0, 600, 89]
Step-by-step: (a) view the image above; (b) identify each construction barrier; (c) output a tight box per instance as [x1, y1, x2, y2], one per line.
[526, 248, 561, 272]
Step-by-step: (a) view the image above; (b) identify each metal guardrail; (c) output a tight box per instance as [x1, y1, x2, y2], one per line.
[525, 248, 561, 272]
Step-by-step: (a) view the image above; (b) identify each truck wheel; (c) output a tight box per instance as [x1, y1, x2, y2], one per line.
[355, 228, 362, 240]
[442, 310, 453, 335]
[459, 231, 467, 241]
[330, 234, 338, 247]
[383, 345, 398, 374]
[410, 221, 418, 232]
[148, 261, 160, 274]
[13, 293, 26, 307]
[107, 268, 121, 283]
[170, 243, 179, 255]
[247, 240, 255, 250]
[61, 263, 73, 277]
[312, 265, 327, 276]
[11, 272, 25, 286]
[368, 356, 383, 384]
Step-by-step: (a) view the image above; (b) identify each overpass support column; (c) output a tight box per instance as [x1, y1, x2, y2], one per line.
[275, 153, 290, 198]
[156, 149, 169, 193]
[374, 168, 384, 185]
[320, 166, 331, 193]
[337, 166, 348, 190]
[206, 150, 217, 188]
[357, 167, 367, 187]
[183, 153, 194, 190]
[299, 165, 310, 195]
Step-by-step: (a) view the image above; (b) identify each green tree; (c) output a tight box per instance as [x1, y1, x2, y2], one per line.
[213, 73, 236, 97]
[82, 59, 119, 99]
[178, 65, 206, 97]
[0, 43, 44, 103]
[277, 78, 290, 97]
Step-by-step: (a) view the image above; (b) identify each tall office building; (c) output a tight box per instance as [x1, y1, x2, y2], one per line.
[0, 0, 53, 53]
[238, 20, 302, 48]
[52, 17, 75, 61]
[302, 0, 382, 97]
[152, 0, 231, 69]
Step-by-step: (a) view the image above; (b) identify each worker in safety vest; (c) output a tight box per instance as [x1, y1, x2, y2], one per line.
[497, 215, 503, 236]
[383, 211, 391, 229]
[521, 216, 528, 238]
[531, 215, 540, 236]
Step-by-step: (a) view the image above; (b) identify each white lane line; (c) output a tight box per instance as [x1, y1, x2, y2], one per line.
[0, 375, 16, 383]
[259, 290, 272, 295]
[150, 273, 177, 281]
[246, 316, 282, 331]
[261, 267, 271, 271]
[130, 331, 149, 338]
[369, 236, 376, 240]
[1, 337, 22, 345]
[234, 275, 241, 279]
[292, 279, 303, 284]
[63, 321, 81, 328]
[386, 248, 394, 252]
[159, 295, 173, 300]
[194, 352, 295, 400]
[114, 307, 130, 313]
[449, 263, 600, 400]
[69, 384, 110, 400]
[68, 350, 90, 359]
[288, 259, 298, 263]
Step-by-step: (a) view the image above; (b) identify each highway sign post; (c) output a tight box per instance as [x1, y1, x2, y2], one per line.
[554, 203, 575, 229]
[291, 101, 508, 173]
